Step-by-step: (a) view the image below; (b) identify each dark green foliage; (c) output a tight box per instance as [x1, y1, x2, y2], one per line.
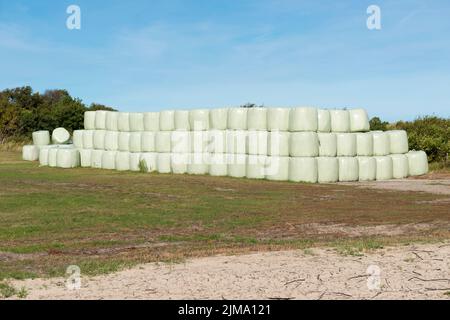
[369, 117, 389, 131]
[240, 103, 264, 108]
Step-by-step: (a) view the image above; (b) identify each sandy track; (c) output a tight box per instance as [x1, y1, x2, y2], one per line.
[9, 242, 450, 300]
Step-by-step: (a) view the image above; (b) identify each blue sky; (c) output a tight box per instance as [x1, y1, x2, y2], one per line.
[0, 0, 449, 121]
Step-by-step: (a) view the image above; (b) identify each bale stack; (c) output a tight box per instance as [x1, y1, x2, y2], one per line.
[23, 107, 429, 181]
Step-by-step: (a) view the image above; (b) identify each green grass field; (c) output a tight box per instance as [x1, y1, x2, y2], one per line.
[0, 151, 449, 280]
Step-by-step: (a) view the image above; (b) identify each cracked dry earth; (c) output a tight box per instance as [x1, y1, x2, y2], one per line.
[9, 242, 450, 300]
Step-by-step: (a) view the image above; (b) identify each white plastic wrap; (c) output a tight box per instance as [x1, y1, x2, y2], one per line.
[190, 131, 208, 153]
[289, 107, 318, 132]
[209, 153, 228, 176]
[84, 111, 96, 130]
[247, 131, 268, 155]
[155, 132, 171, 153]
[93, 130, 106, 150]
[129, 152, 141, 172]
[228, 154, 247, 178]
[79, 149, 92, 167]
[52, 128, 70, 144]
[388, 130, 409, 154]
[91, 150, 104, 169]
[171, 153, 189, 174]
[372, 131, 390, 156]
[159, 110, 175, 131]
[267, 132, 290, 156]
[208, 130, 227, 153]
[56, 149, 80, 168]
[101, 151, 117, 170]
[330, 110, 350, 133]
[82, 130, 94, 149]
[357, 156, 377, 181]
[317, 109, 331, 133]
[48, 148, 58, 167]
[228, 108, 247, 130]
[175, 110, 190, 131]
[356, 132, 373, 156]
[32, 131, 50, 146]
[349, 109, 370, 132]
[141, 132, 156, 152]
[317, 157, 339, 183]
[318, 133, 337, 157]
[336, 133, 357, 157]
[22, 145, 39, 161]
[188, 153, 209, 175]
[338, 157, 359, 182]
[375, 156, 393, 180]
[157, 153, 172, 173]
[143, 112, 159, 131]
[118, 112, 130, 132]
[38, 146, 55, 166]
[267, 108, 289, 131]
[289, 157, 318, 183]
[129, 113, 144, 132]
[189, 109, 209, 131]
[118, 132, 131, 152]
[246, 155, 267, 179]
[171, 131, 191, 153]
[115, 151, 130, 171]
[140, 153, 157, 172]
[209, 108, 228, 130]
[407, 151, 428, 176]
[265, 156, 289, 181]
[129, 132, 142, 153]
[390, 154, 409, 179]
[105, 111, 119, 131]
[95, 111, 107, 130]
[104, 131, 119, 151]
[247, 108, 267, 131]
[289, 132, 319, 157]
[226, 130, 247, 154]
[72, 130, 83, 149]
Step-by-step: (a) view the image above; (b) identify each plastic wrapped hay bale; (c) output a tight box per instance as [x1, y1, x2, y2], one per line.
[156, 153, 171, 173]
[91, 150, 104, 169]
[140, 153, 157, 172]
[95, 111, 107, 130]
[72, 130, 84, 149]
[208, 130, 227, 153]
[210, 108, 228, 130]
[330, 110, 350, 133]
[115, 151, 130, 171]
[358, 157, 376, 181]
[338, 157, 359, 182]
[93, 130, 106, 150]
[318, 133, 337, 157]
[84, 111, 96, 130]
[104, 131, 119, 151]
[247, 108, 267, 131]
[48, 148, 58, 167]
[228, 154, 247, 178]
[190, 131, 209, 153]
[349, 109, 370, 132]
[171, 153, 189, 174]
[267, 108, 289, 131]
[22, 145, 39, 161]
[317, 109, 331, 133]
[155, 131, 171, 153]
[105, 111, 119, 131]
[226, 130, 247, 154]
[289, 157, 318, 183]
[289, 132, 319, 157]
[372, 131, 390, 156]
[209, 153, 228, 176]
[289, 107, 318, 132]
[141, 132, 156, 152]
[317, 157, 339, 183]
[375, 156, 393, 180]
[265, 156, 289, 181]
[129, 153, 141, 171]
[388, 130, 409, 154]
[129, 113, 145, 132]
[129, 132, 142, 153]
[102, 151, 117, 170]
[159, 110, 175, 131]
[79, 149, 92, 167]
[188, 153, 209, 175]
[171, 131, 191, 153]
[118, 112, 130, 132]
[247, 131, 268, 155]
[267, 132, 289, 156]
[356, 132, 373, 156]
[336, 133, 357, 157]
[390, 154, 409, 179]
[189, 109, 209, 131]
[82, 130, 94, 149]
[118, 132, 131, 152]
[56, 148, 80, 168]
[32, 131, 50, 146]
[227, 108, 247, 130]
[407, 151, 428, 176]
[246, 155, 267, 179]
[39, 146, 56, 166]
[175, 110, 190, 131]
[52, 128, 70, 144]
[143, 112, 160, 131]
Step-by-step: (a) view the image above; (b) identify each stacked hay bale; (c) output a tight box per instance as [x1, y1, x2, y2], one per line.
[23, 107, 429, 181]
